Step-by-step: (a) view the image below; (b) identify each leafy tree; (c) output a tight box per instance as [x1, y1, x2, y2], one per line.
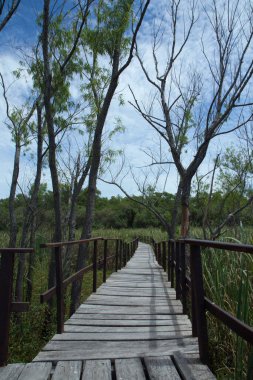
[70, 0, 150, 313]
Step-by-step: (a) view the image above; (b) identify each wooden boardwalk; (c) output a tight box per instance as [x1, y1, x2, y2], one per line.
[0, 243, 216, 379]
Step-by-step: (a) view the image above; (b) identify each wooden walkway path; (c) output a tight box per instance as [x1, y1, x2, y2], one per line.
[0, 243, 216, 379]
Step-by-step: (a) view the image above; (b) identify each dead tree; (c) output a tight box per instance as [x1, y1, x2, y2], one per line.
[131, 0, 253, 237]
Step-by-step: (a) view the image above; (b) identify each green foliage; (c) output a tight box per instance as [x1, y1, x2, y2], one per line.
[202, 248, 253, 379]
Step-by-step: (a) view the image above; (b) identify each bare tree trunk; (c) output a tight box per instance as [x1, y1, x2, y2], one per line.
[70, 70, 119, 314]
[180, 180, 191, 238]
[42, 0, 63, 318]
[15, 104, 43, 301]
[9, 142, 21, 247]
[171, 182, 181, 238]
[25, 217, 36, 302]
[63, 158, 91, 278]
[42, 0, 62, 244]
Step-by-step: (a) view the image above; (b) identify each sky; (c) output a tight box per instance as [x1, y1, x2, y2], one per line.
[0, 0, 251, 199]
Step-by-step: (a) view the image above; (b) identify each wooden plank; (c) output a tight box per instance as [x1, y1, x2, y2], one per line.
[84, 299, 177, 307]
[82, 360, 111, 380]
[18, 362, 52, 380]
[0, 364, 25, 380]
[115, 358, 146, 380]
[96, 292, 176, 299]
[102, 282, 171, 288]
[70, 314, 189, 321]
[52, 361, 82, 380]
[172, 352, 196, 380]
[173, 352, 216, 380]
[51, 330, 192, 341]
[64, 324, 191, 333]
[41, 338, 198, 352]
[76, 305, 183, 314]
[108, 276, 167, 282]
[34, 339, 199, 361]
[96, 287, 175, 295]
[66, 318, 190, 326]
[85, 296, 181, 306]
[144, 356, 181, 379]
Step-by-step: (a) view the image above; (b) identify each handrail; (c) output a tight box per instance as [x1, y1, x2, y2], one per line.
[39, 236, 139, 335]
[153, 237, 253, 367]
[182, 238, 253, 254]
[40, 237, 104, 248]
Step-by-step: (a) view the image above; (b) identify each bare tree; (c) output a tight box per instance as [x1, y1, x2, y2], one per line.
[131, 0, 253, 237]
[194, 145, 253, 240]
[0, 0, 20, 32]
[100, 151, 181, 238]
[0, 73, 38, 247]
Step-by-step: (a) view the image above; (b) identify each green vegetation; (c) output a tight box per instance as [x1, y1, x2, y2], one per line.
[1, 188, 253, 233]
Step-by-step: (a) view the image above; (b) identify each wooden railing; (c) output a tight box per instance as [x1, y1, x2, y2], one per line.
[40, 237, 139, 334]
[152, 238, 253, 366]
[0, 248, 34, 366]
[0, 237, 138, 366]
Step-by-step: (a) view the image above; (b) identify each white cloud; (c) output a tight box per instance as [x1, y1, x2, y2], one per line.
[0, 0, 252, 200]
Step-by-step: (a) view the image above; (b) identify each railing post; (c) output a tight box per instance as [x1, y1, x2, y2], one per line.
[124, 243, 127, 266]
[93, 240, 97, 293]
[175, 241, 180, 299]
[179, 242, 187, 314]
[168, 240, 171, 282]
[55, 246, 64, 334]
[190, 244, 209, 364]
[191, 283, 197, 337]
[103, 239, 107, 282]
[115, 240, 119, 272]
[158, 243, 161, 265]
[0, 251, 14, 366]
[119, 240, 122, 269]
[171, 240, 175, 288]
[162, 241, 166, 271]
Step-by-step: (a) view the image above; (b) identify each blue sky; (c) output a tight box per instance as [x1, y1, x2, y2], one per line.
[0, 0, 250, 200]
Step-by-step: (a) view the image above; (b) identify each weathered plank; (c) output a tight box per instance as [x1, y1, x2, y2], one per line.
[70, 314, 189, 321]
[66, 318, 190, 327]
[144, 356, 181, 379]
[51, 330, 192, 341]
[51, 361, 82, 380]
[102, 282, 171, 288]
[0, 364, 25, 380]
[97, 283, 176, 296]
[96, 288, 175, 296]
[76, 305, 183, 314]
[34, 338, 199, 361]
[173, 352, 216, 380]
[41, 337, 198, 353]
[115, 358, 146, 380]
[18, 362, 52, 380]
[64, 324, 191, 333]
[82, 360, 111, 380]
[85, 295, 181, 306]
